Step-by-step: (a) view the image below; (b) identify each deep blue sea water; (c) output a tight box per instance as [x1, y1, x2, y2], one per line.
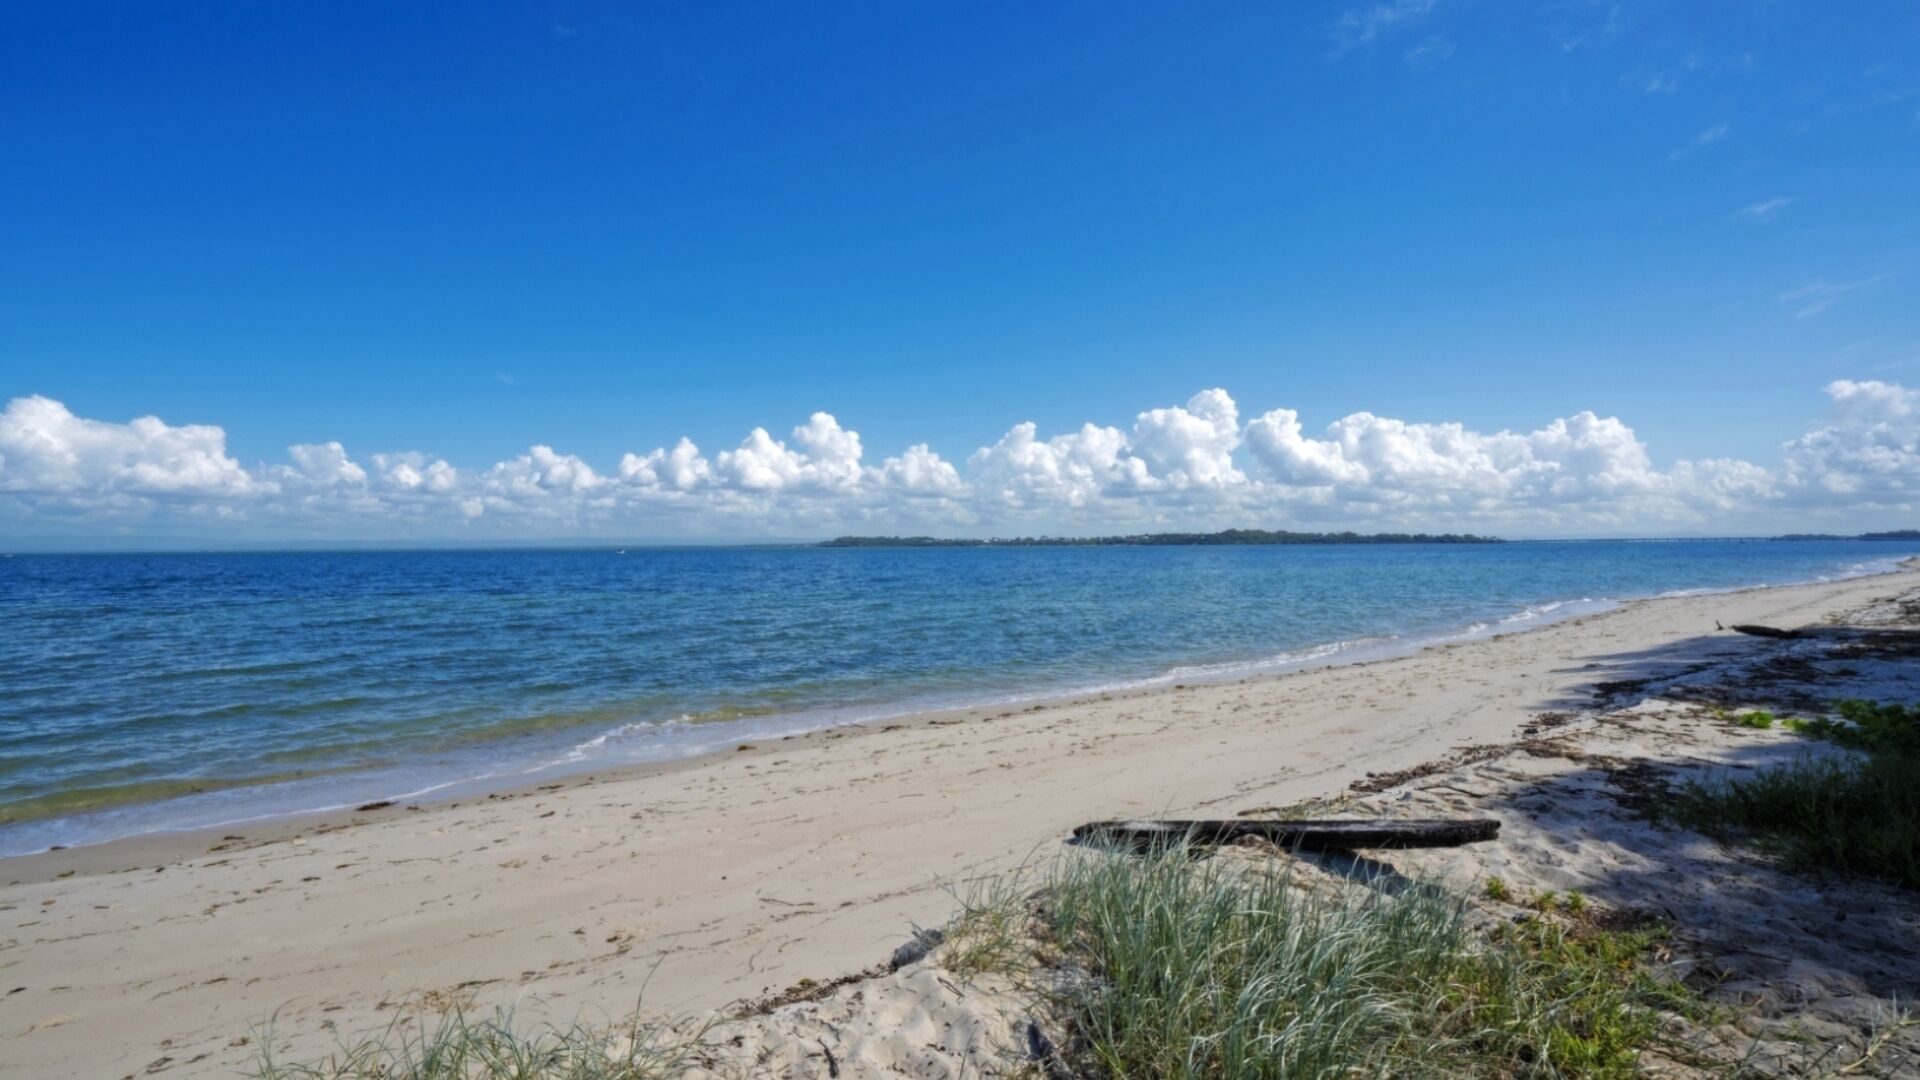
[1, 540, 1913, 855]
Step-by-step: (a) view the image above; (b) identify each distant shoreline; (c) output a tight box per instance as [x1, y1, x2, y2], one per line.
[1774, 529, 1920, 541]
[819, 528, 1503, 547]
[6, 530, 1920, 555]
[817, 528, 1920, 547]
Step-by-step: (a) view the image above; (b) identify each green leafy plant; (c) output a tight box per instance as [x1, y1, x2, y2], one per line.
[1802, 700, 1920, 755]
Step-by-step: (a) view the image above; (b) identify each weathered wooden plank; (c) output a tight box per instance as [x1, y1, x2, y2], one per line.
[1072, 818, 1501, 852]
[1730, 624, 1801, 639]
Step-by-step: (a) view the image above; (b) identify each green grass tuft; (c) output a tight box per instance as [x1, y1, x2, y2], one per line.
[249, 1004, 706, 1080]
[1043, 848, 1696, 1078]
[1669, 699, 1920, 891]
[940, 872, 1036, 979]
[1670, 751, 1920, 890]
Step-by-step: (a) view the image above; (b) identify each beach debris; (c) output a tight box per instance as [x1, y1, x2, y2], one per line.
[888, 927, 945, 970]
[1729, 623, 1801, 639]
[1073, 818, 1501, 852]
[1026, 1020, 1073, 1080]
[355, 800, 393, 812]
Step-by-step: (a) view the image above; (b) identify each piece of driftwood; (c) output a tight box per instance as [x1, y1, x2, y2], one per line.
[1073, 818, 1500, 852]
[888, 928, 945, 971]
[1026, 1020, 1073, 1080]
[1730, 624, 1801, 639]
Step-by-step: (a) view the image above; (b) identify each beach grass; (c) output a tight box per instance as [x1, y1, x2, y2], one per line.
[1012, 843, 1698, 1078]
[940, 871, 1039, 979]
[248, 1004, 707, 1080]
[1672, 699, 1920, 890]
[255, 844, 1699, 1080]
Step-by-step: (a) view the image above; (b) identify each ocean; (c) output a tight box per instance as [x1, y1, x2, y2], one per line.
[1, 539, 1910, 855]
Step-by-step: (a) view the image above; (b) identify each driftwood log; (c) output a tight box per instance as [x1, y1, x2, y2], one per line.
[1730, 624, 1801, 639]
[1073, 818, 1500, 853]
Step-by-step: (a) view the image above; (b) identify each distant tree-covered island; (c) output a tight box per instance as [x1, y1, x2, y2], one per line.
[1773, 530, 1920, 541]
[820, 529, 1503, 548]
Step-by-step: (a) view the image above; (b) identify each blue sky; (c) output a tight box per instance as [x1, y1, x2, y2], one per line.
[2, 1, 1919, 542]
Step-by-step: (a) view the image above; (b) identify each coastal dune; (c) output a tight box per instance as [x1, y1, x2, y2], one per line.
[3, 568, 1916, 1077]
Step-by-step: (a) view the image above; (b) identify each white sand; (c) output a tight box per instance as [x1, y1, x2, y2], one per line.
[4, 568, 1917, 1078]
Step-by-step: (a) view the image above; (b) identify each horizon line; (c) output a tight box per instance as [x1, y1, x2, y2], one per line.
[3, 533, 1912, 556]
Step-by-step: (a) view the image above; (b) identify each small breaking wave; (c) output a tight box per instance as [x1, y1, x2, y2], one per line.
[1500, 598, 1589, 624]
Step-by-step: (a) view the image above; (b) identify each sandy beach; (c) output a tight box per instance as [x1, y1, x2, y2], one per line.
[5, 567, 1920, 1078]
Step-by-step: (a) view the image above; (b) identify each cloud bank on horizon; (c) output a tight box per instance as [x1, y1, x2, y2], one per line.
[1, 380, 1916, 543]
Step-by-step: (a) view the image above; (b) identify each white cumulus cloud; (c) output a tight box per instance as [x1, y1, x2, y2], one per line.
[0, 395, 258, 497]
[620, 437, 712, 492]
[709, 413, 867, 493]
[285, 442, 368, 487]
[1781, 380, 1920, 502]
[872, 444, 965, 497]
[1129, 389, 1244, 490]
[969, 421, 1143, 508]
[1253, 409, 1606, 499]
[370, 451, 458, 493]
[484, 445, 605, 497]
[5, 379, 1920, 540]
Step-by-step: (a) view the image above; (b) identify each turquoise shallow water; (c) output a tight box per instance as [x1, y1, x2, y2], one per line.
[0, 540, 1911, 854]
